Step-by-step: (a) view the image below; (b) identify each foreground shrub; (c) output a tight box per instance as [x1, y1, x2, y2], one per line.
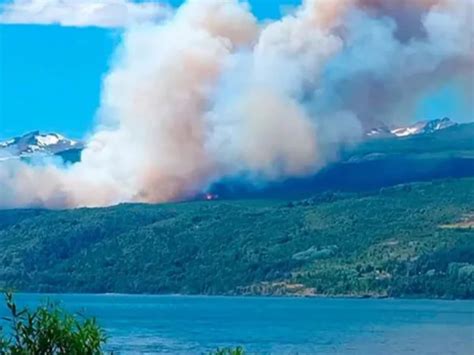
[0, 292, 106, 354]
[0, 292, 247, 354]
[211, 346, 245, 355]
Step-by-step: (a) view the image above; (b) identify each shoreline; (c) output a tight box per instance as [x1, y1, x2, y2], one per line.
[8, 291, 474, 302]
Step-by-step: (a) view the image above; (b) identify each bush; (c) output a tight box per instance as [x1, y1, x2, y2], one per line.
[0, 292, 106, 354]
[211, 346, 245, 355]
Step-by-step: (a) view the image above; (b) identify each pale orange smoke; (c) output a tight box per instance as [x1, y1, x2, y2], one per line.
[0, 0, 472, 209]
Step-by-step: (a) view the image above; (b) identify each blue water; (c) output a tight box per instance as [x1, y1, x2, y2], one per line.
[1, 294, 473, 354]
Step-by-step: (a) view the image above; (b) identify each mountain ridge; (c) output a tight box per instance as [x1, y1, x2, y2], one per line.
[0, 131, 82, 160]
[1, 119, 473, 202]
[0, 118, 463, 161]
[366, 117, 457, 138]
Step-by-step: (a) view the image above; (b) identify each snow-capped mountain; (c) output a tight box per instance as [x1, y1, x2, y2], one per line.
[0, 131, 83, 160]
[367, 118, 457, 138]
[0, 118, 459, 161]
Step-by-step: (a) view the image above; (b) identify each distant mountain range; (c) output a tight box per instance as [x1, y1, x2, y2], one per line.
[0, 131, 82, 161]
[366, 117, 457, 138]
[0, 118, 462, 162]
[2, 118, 473, 199]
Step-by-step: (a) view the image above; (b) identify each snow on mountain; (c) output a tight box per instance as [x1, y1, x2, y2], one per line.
[391, 123, 426, 137]
[0, 139, 15, 148]
[0, 118, 459, 161]
[0, 131, 83, 160]
[368, 118, 457, 138]
[366, 126, 392, 138]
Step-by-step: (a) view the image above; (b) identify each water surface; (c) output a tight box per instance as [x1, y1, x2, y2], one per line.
[2, 294, 473, 354]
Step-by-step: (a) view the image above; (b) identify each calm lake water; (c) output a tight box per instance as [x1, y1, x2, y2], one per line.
[2, 294, 473, 354]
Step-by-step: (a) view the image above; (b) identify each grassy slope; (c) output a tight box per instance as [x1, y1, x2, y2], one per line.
[0, 178, 473, 298]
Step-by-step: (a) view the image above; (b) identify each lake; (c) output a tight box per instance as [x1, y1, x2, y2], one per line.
[2, 294, 473, 354]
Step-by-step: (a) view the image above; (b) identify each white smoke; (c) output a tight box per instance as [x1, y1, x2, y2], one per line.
[0, 0, 171, 28]
[1, 0, 473, 209]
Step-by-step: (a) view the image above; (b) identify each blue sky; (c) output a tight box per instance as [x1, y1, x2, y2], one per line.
[0, 25, 119, 138]
[0, 0, 302, 139]
[0, 0, 470, 139]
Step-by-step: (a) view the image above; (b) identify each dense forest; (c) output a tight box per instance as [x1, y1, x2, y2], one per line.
[0, 178, 473, 299]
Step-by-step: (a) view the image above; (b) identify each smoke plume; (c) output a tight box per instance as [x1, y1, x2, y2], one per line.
[1, 0, 473, 208]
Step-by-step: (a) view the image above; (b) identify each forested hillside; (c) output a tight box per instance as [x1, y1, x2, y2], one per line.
[0, 178, 473, 299]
